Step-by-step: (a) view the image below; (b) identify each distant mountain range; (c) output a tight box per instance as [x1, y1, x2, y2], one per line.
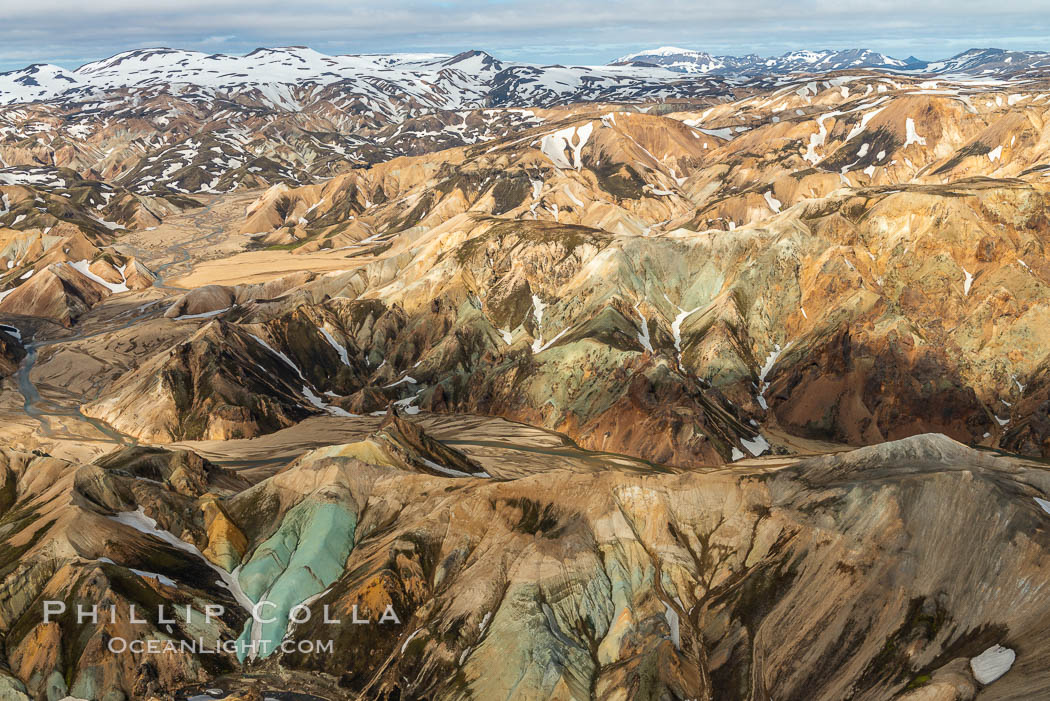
[612, 46, 1050, 78]
[0, 46, 724, 108]
[611, 47, 920, 74]
[2, 45, 1050, 108]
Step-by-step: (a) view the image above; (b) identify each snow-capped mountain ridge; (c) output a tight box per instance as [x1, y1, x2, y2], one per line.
[613, 47, 921, 74]
[3, 45, 1050, 109]
[0, 46, 706, 109]
[923, 47, 1050, 76]
[613, 46, 1050, 78]
[0, 64, 81, 104]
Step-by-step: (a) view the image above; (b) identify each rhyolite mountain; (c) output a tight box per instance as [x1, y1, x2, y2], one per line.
[2, 432, 1049, 699]
[1, 42, 1050, 701]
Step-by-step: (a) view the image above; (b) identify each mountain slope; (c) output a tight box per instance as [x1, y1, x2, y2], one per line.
[4, 435, 1049, 698]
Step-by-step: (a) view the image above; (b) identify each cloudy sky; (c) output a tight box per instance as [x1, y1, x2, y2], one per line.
[1, 0, 1049, 71]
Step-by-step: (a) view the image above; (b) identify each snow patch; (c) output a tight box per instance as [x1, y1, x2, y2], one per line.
[970, 645, 1015, 685]
[69, 259, 128, 294]
[763, 190, 782, 213]
[539, 122, 593, 170]
[756, 343, 789, 410]
[741, 433, 771, 457]
[174, 306, 230, 321]
[663, 602, 681, 649]
[904, 118, 926, 147]
[319, 327, 351, 366]
[634, 303, 654, 353]
[401, 628, 424, 654]
[669, 303, 700, 361]
[533, 327, 570, 354]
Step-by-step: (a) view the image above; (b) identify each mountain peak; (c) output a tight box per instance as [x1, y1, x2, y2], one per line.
[440, 49, 503, 73]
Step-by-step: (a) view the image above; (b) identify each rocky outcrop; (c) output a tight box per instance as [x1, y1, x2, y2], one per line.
[303, 406, 489, 478]
[82, 320, 329, 441]
[4, 414, 1050, 700]
[121, 257, 157, 289]
[162, 272, 318, 319]
[71, 172, 1050, 465]
[229, 435, 1050, 699]
[201, 495, 249, 571]
[0, 234, 157, 325]
[0, 261, 109, 326]
[0, 325, 24, 378]
[0, 446, 252, 700]
[277, 435, 1047, 699]
[90, 444, 250, 497]
[90, 281, 759, 463]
